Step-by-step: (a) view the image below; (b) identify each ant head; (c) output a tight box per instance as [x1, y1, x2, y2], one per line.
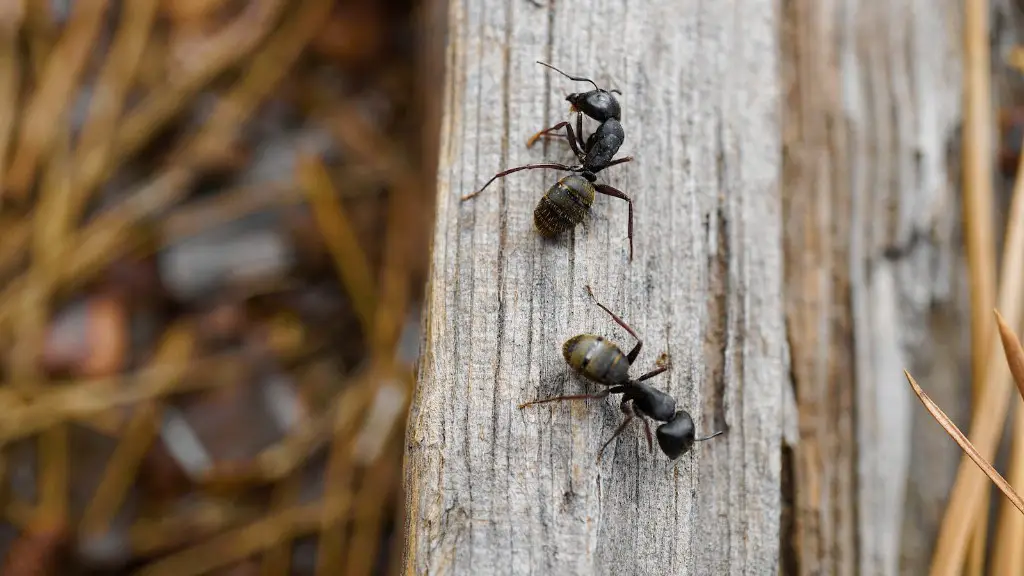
[566, 90, 621, 123]
[655, 410, 725, 459]
[537, 61, 622, 122]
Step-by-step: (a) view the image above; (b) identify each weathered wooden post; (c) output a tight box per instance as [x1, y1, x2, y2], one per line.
[403, 1, 785, 573]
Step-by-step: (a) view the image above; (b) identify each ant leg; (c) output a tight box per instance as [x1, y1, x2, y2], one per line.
[635, 365, 669, 382]
[584, 285, 643, 362]
[640, 417, 654, 453]
[517, 386, 619, 410]
[594, 156, 635, 172]
[596, 416, 633, 463]
[525, 121, 584, 160]
[597, 399, 643, 462]
[461, 162, 577, 201]
[594, 184, 634, 261]
[575, 111, 586, 150]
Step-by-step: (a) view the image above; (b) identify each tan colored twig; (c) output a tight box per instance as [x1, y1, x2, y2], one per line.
[71, 0, 287, 202]
[32, 122, 76, 531]
[1007, 46, 1024, 74]
[70, 0, 159, 224]
[177, 0, 334, 170]
[0, 218, 30, 281]
[906, 369, 1024, 516]
[343, 388, 407, 576]
[0, 353, 249, 445]
[297, 154, 377, 334]
[128, 498, 266, 555]
[260, 474, 302, 576]
[134, 499, 351, 576]
[0, 0, 327, 343]
[0, 12, 20, 212]
[4, 0, 110, 202]
[78, 324, 195, 538]
[316, 433, 354, 575]
[991, 309, 1024, 573]
[324, 105, 420, 361]
[22, 0, 54, 71]
[930, 76, 1024, 575]
[0, 166, 193, 342]
[961, 0, 999, 569]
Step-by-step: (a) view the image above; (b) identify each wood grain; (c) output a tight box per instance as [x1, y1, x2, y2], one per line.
[403, 1, 785, 574]
[780, 1, 967, 575]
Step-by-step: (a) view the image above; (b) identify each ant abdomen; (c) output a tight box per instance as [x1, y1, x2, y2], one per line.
[533, 174, 595, 237]
[562, 334, 630, 386]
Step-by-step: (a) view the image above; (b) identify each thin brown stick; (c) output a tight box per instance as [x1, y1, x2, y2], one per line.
[905, 370, 1024, 515]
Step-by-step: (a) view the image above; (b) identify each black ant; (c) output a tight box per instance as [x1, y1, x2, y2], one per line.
[460, 62, 635, 261]
[526, 61, 624, 169]
[518, 286, 725, 461]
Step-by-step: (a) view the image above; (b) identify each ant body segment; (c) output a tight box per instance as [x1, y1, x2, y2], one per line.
[519, 286, 725, 461]
[461, 62, 635, 261]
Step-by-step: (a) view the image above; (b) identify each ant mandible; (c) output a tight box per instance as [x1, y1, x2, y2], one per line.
[519, 286, 725, 461]
[461, 62, 635, 261]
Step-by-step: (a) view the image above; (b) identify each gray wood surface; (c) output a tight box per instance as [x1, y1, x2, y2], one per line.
[780, 1, 967, 575]
[402, 1, 785, 574]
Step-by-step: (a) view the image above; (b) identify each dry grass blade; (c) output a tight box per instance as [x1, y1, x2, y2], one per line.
[70, 0, 159, 222]
[78, 325, 194, 538]
[181, 0, 334, 167]
[134, 500, 350, 576]
[996, 309, 1024, 401]
[297, 154, 377, 334]
[4, 0, 110, 202]
[992, 308, 1024, 573]
[0, 15, 20, 208]
[260, 474, 302, 576]
[905, 370, 1024, 515]
[0, 353, 248, 445]
[343, 397, 406, 576]
[83, 0, 287, 198]
[930, 53, 1024, 574]
[961, 0, 999, 570]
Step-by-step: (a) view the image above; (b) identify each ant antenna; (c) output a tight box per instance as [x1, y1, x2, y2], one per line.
[694, 430, 725, 442]
[536, 60, 601, 92]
